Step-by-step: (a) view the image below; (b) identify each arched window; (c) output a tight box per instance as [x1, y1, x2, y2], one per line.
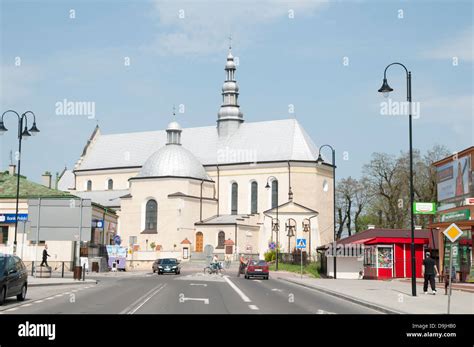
[271, 179, 278, 209]
[217, 231, 225, 249]
[107, 179, 113, 190]
[231, 182, 238, 215]
[145, 200, 157, 231]
[251, 181, 258, 214]
[86, 180, 92, 191]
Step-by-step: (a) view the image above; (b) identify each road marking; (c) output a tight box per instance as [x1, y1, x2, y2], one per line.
[181, 297, 209, 304]
[22, 303, 32, 307]
[121, 284, 167, 315]
[316, 309, 335, 314]
[271, 288, 283, 292]
[35, 300, 44, 303]
[248, 305, 259, 310]
[223, 276, 251, 303]
[254, 280, 262, 283]
[5, 307, 18, 312]
[190, 283, 207, 287]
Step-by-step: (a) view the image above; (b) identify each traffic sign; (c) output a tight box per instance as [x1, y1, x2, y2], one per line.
[443, 223, 463, 243]
[296, 238, 306, 249]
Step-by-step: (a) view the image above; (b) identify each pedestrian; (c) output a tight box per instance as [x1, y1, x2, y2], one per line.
[237, 254, 246, 277]
[40, 244, 51, 267]
[422, 252, 439, 295]
[444, 265, 456, 295]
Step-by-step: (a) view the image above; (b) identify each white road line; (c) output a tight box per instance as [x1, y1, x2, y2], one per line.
[190, 283, 207, 287]
[254, 280, 262, 283]
[223, 276, 251, 303]
[35, 300, 44, 303]
[22, 303, 32, 307]
[271, 289, 283, 292]
[248, 305, 259, 310]
[316, 309, 335, 314]
[182, 297, 209, 304]
[122, 284, 167, 315]
[5, 307, 18, 312]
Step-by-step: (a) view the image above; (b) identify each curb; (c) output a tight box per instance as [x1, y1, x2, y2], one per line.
[29, 280, 97, 287]
[277, 277, 403, 314]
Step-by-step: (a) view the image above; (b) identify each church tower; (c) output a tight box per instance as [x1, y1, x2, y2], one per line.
[217, 40, 244, 137]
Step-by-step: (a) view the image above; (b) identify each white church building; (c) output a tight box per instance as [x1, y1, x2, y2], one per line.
[60, 47, 335, 267]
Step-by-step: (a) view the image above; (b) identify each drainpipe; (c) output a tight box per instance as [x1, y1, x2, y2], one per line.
[217, 165, 220, 217]
[235, 224, 238, 256]
[200, 180, 204, 222]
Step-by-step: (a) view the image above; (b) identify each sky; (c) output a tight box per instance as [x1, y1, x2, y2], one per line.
[0, 0, 473, 183]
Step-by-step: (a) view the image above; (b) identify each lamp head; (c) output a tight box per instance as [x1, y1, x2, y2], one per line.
[378, 78, 393, 98]
[0, 121, 7, 135]
[316, 154, 324, 165]
[29, 122, 40, 136]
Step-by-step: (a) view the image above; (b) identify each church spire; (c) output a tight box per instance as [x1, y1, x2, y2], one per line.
[217, 38, 244, 137]
[166, 107, 182, 145]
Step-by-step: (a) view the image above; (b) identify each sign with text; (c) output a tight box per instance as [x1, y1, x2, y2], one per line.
[0, 214, 28, 224]
[413, 202, 436, 215]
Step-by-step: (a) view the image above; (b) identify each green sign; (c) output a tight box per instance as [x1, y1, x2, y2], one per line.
[443, 242, 460, 271]
[440, 209, 470, 222]
[413, 202, 437, 215]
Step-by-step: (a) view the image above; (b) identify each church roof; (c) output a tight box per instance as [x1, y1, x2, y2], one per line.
[75, 119, 320, 171]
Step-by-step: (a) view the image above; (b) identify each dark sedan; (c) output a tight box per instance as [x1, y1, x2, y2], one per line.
[0, 254, 28, 305]
[245, 259, 269, 280]
[156, 258, 181, 275]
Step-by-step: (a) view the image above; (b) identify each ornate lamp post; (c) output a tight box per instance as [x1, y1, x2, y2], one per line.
[0, 110, 40, 255]
[265, 176, 279, 270]
[316, 145, 336, 278]
[378, 62, 416, 297]
[302, 218, 311, 260]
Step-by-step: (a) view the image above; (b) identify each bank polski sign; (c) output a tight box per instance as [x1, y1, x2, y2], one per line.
[0, 214, 28, 223]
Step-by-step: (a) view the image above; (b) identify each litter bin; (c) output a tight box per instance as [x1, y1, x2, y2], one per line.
[73, 266, 82, 280]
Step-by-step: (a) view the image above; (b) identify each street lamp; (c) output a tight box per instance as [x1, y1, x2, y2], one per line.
[0, 110, 40, 255]
[265, 176, 279, 271]
[316, 145, 337, 279]
[378, 62, 417, 297]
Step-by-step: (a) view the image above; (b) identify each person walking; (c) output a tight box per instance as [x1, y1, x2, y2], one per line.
[40, 244, 51, 267]
[237, 254, 246, 277]
[422, 252, 439, 295]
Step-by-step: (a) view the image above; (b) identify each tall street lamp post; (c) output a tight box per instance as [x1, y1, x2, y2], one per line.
[316, 145, 336, 279]
[378, 62, 416, 297]
[0, 110, 40, 255]
[265, 176, 279, 271]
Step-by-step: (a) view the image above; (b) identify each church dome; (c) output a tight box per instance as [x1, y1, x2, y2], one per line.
[137, 121, 210, 180]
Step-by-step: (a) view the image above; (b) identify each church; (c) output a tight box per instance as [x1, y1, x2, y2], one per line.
[61, 46, 335, 265]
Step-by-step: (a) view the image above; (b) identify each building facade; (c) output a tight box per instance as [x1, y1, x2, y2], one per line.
[62, 47, 334, 264]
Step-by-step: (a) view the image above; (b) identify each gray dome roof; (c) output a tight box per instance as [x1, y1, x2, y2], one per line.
[138, 145, 210, 180]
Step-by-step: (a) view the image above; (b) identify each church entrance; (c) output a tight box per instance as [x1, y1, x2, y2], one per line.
[195, 232, 203, 252]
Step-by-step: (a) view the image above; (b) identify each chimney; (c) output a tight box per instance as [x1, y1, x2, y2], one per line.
[8, 164, 16, 176]
[42, 171, 52, 189]
[367, 224, 376, 230]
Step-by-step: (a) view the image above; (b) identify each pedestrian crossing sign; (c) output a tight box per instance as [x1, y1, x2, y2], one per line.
[296, 238, 306, 249]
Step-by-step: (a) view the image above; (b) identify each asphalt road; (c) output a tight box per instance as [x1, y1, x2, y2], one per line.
[0, 267, 379, 314]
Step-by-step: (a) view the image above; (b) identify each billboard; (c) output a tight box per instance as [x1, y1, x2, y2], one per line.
[27, 198, 92, 241]
[437, 155, 471, 202]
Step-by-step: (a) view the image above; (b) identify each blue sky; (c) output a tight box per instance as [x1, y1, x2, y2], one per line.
[1, 0, 472, 183]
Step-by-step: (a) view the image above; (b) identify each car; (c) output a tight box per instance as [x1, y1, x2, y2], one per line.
[156, 258, 181, 275]
[152, 259, 162, 273]
[0, 254, 28, 305]
[245, 259, 269, 280]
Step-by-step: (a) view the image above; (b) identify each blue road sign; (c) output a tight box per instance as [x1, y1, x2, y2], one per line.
[296, 238, 306, 249]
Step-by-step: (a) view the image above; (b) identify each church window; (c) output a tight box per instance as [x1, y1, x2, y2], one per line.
[145, 199, 157, 231]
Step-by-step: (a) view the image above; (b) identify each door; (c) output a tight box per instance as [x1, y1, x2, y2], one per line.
[195, 232, 203, 252]
[394, 244, 405, 278]
[6, 257, 19, 296]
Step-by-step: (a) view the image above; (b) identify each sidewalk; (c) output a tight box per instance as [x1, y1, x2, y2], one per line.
[29, 277, 97, 287]
[397, 278, 474, 293]
[272, 271, 474, 314]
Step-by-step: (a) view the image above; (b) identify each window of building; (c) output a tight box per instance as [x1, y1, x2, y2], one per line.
[107, 179, 113, 190]
[271, 179, 278, 209]
[217, 231, 225, 249]
[86, 180, 92, 191]
[251, 181, 258, 214]
[145, 199, 158, 231]
[231, 182, 238, 215]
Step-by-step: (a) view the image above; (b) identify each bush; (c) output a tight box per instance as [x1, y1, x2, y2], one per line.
[264, 250, 276, 262]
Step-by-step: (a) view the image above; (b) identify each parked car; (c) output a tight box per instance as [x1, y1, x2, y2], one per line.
[245, 259, 269, 280]
[156, 258, 181, 275]
[152, 259, 162, 273]
[0, 254, 28, 305]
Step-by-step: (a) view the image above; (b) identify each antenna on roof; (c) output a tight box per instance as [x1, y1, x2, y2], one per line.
[228, 34, 232, 50]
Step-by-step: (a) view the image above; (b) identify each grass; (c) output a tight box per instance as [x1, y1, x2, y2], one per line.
[269, 261, 321, 278]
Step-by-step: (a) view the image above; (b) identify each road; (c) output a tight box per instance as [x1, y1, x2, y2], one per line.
[0, 265, 379, 314]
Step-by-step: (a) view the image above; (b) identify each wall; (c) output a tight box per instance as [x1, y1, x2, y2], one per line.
[326, 256, 364, 279]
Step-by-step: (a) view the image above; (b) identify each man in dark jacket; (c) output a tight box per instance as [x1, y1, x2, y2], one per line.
[422, 252, 439, 295]
[40, 244, 50, 267]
